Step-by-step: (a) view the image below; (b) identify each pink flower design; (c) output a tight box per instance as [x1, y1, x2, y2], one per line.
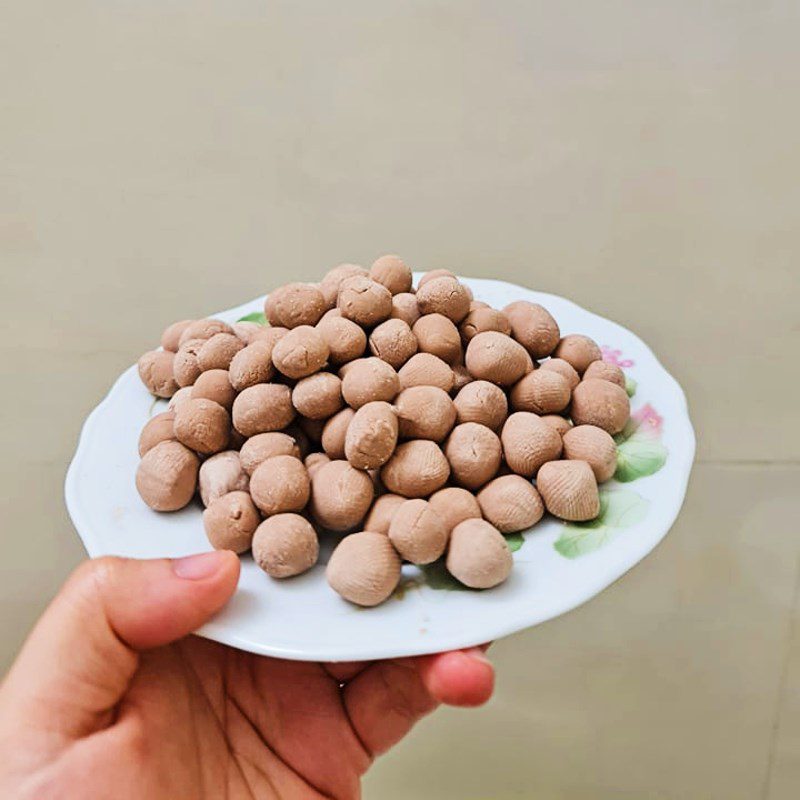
[631, 403, 663, 437]
[601, 346, 634, 369]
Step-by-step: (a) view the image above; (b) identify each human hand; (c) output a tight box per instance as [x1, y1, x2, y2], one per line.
[0, 552, 493, 799]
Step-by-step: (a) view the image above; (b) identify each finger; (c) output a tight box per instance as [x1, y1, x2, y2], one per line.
[342, 647, 495, 756]
[322, 661, 368, 682]
[0, 551, 239, 742]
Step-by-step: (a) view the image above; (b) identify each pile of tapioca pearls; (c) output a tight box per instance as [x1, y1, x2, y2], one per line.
[136, 256, 630, 606]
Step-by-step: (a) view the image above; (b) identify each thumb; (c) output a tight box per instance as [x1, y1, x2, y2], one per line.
[0, 551, 239, 740]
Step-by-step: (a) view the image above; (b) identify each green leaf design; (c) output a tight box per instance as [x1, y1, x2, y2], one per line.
[237, 311, 267, 325]
[506, 532, 524, 553]
[615, 438, 667, 482]
[625, 375, 637, 397]
[554, 488, 649, 559]
[419, 560, 471, 592]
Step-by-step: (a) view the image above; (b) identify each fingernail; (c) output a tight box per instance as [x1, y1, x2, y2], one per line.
[173, 551, 226, 580]
[463, 647, 492, 665]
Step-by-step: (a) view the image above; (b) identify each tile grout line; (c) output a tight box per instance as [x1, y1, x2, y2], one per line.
[761, 551, 800, 800]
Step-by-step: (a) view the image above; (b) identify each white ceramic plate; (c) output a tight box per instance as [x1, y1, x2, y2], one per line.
[66, 277, 695, 662]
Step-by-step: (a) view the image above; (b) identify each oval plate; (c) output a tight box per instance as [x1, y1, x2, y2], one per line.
[66, 277, 695, 662]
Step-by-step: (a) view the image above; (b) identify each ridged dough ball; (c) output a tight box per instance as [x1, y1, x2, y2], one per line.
[272, 326, 329, 379]
[394, 386, 456, 442]
[252, 514, 319, 578]
[446, 519, 513, 589]
[503, 301, 560, 358]
[138, 350, 179, 398]
[380, 440, 450, 498]
[191, 369, 236, 410]
[453, 380, 508, 431]
[138, 411, 176, 456]
[249, 455, 310, 516]
[540, 415, 572, 437]
[465, 331, 529, 387]
[337, 276, 393, 326]
[316, 315, 367, 366]
[390, 293, 420, 327]
[397, 353, 455, 392]
[415, 277, 471, 323]
[477, 475, 544, 533]
[363, 493, 406, 535]
[341, 357, 400, 409]
[197, 333, 244, 372]
[428, 487, 482, 532]
[232, 384, 295, 437]
[265, 283, 327, 328]
[444, 422, 502, 490]
[553, 334, 602, 375]
[583, 359, 626, 388]
[136, 441, 199, 511]
[412, 314, 462, 365]
[368, 319, 418, 368]
[510, 369, 571, 415]
[345, 401, 399, 470]
[501, 412, 563, 478]
[326, 531, 401, 606]
[388, 499, 448, 564]
[173, 398, 230, 455]
[239, 432, 301, 475]
[536, 460, 600, 521]
[539, 358, 580, 390]
[309, 460, 374, 531]
[228, 340, 275, 390]
[562, 424, 618, 482]
[321, 407, 356, 459]
[291, 372, 343, 419]
[570, 379, 630, 435]
[369, 254, 413, 295]
[203, 491, 260, 553]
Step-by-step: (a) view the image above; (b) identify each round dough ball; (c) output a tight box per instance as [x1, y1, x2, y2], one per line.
[415, 276, 471, 323]
[240, 432, 301, 475]
[232, 321, 265, 345]
[380, 440, 450, 498]
[562, 424, 618, 482]
[428, 486, 482, 532]
[319, 263, 368, 308]
[341, 357, 400, 409]
[167, 385, 194, 411]
[368, 319, 418, 368]
[370, 254, 413, 295]
[178, 319, 234, 348]
[337, 276, 393, 327]
[291, 372, 343, 419]
[138, 411, 176, 457]
[316, 315, 367, 366]
[252, 513, 319, 578]
[465, 331, 529, 387]
[390, 292, 420, 327]
[136, 441, 199, 511]
[304, 451, 331, 478]
[503, 301, 560, 358]
[326, 531, 401, 606]
[412, 314, 462, 364]
[173, 398, 230, 455]
[321, 407, 355, 458]
[510, 369, 571, 414]
[228, 340, 276, 391]
[198, 450, 249, 507]
[250, 326, 289, 348]
[265, 283, 327, 328]
[446, 519, 512, 590]
[203, 491, 260, 553]
[570, 379, 630, 435]
[309, 460, 374, 531]
[397, 353, 455, 392]
[418, 269, 456, 288]
[197, 333, 244, 372]
[477, 475, 544, 533]
[394, 386, 456, 442]
[388, 499, 448, 564]
[453, 380, 508, 431]
[536, 460, 600, 521]
[553, 334, 602, 375]
[539, 358, 580, 390]
[501, 412, 563, 478]
[249, 455, 310, 516]
[459, 307, 511, 343]
[191, 369, 236, 410]
[540, 415, 572, 437]
[272, 326, 329, 379]
[138, 350, 178, 398]
[173, 338, 206, 388]
[345, 401, 398, 470]
[161, 319, 194, 352]
[232, 384, 295, 437]
[363, 493, 406, 535]
[583, 359, 626, 388]
[444, 422, 502, 490]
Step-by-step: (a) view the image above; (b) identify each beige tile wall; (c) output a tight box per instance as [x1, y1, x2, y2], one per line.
[1, 2, 798, 797]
